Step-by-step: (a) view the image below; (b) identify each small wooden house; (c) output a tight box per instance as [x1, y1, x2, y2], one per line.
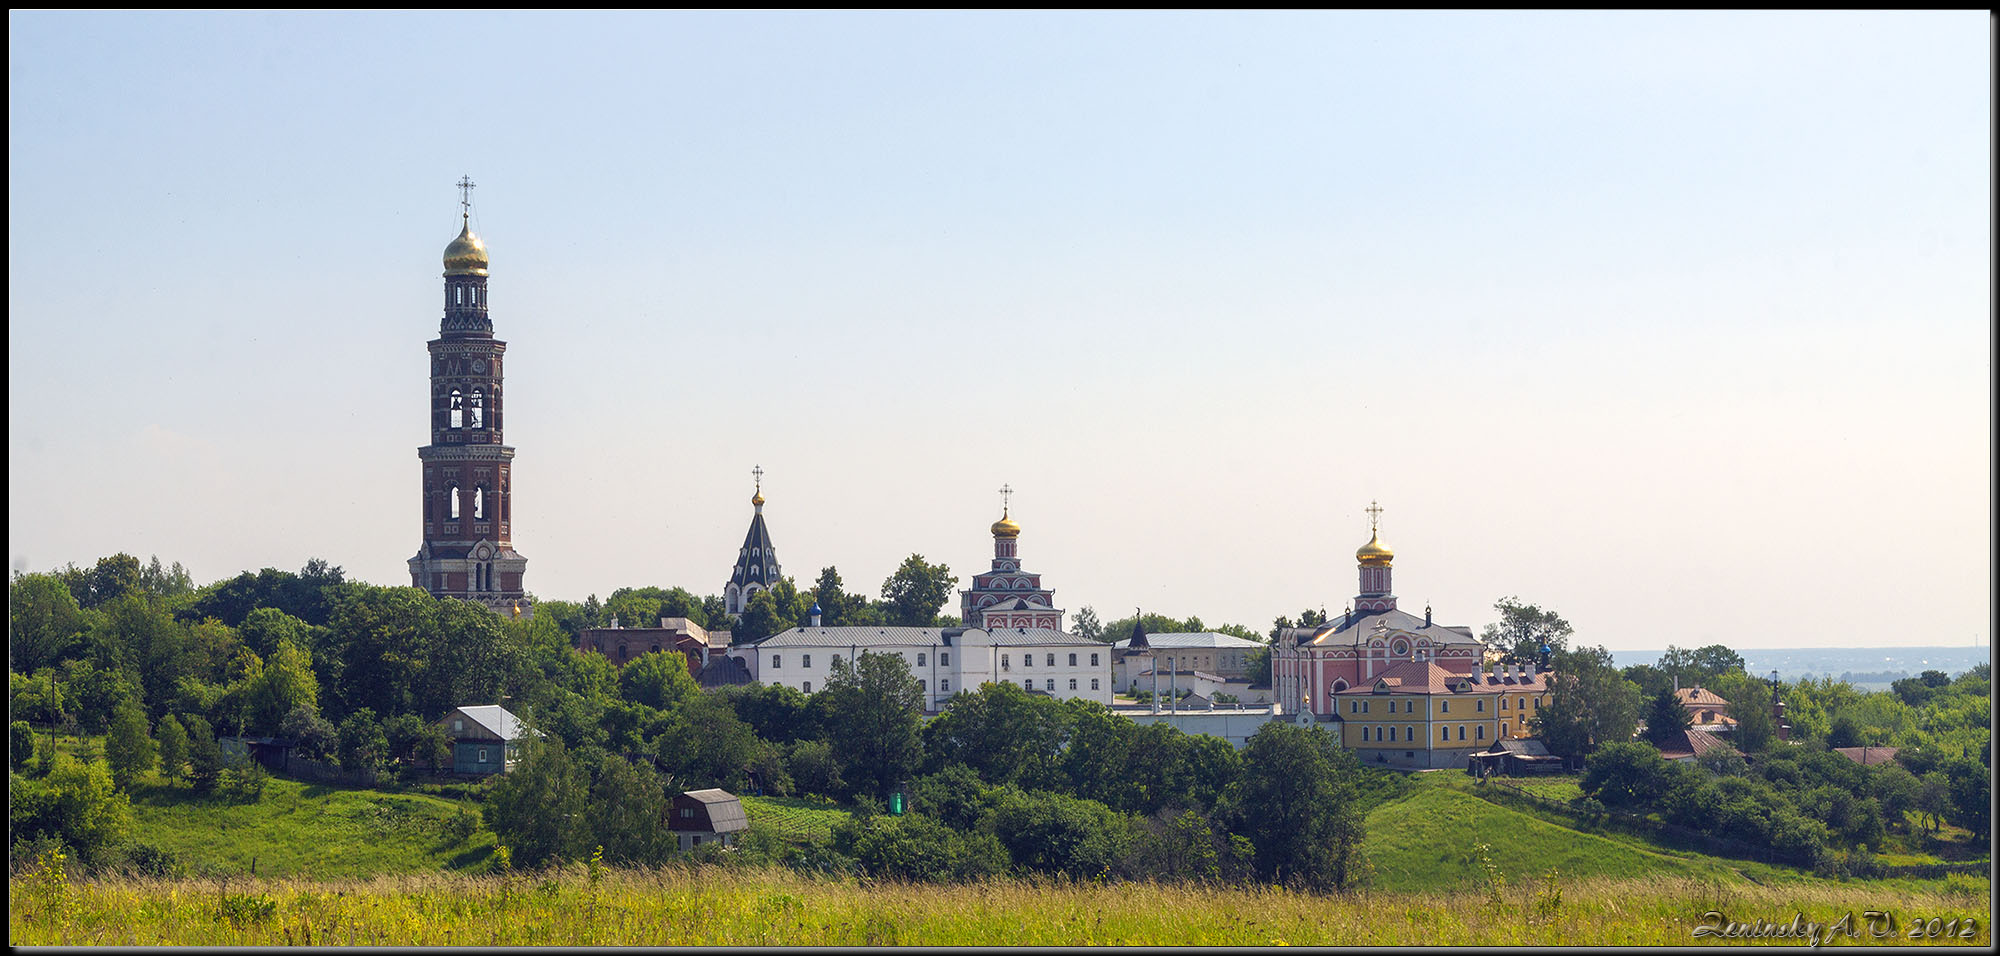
[438, 705, 532, 775]
[667, 788, 749, 851]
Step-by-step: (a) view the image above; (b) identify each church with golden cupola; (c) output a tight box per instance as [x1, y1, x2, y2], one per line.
[409, 178, 531, 617]
[959, 484, 1065, 630]
[1269, 502, 1487, 721]
[724, 466, 781, 615]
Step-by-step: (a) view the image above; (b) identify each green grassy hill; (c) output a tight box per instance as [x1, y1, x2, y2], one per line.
[739, 794, 851, 843]
[125, 775, 495, 880]
[1361, 777, 1783, 894]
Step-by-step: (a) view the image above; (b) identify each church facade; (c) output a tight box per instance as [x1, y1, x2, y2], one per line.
[724, 467, 780, 615]
[958, 488, 1064, 630]
[1270, 504, 1484, 720]
[408, 181, 530, 617]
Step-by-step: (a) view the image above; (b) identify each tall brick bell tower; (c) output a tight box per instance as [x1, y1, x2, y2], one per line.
[409, 177, 530, 617]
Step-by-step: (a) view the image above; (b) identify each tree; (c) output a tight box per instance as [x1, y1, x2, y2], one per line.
[1723, 678, 1776, 753]
[733, 589, 793, 644]
[921, 680, 1070, 785]
[587, 752, 671, 865]
[819, 651, 926, 800]
[619, 650, 700, 712]
[1656, 643, 1747, 687]
[279, 705, 337, 761]
[1582, 741, 1676, 809]
[337, 708, 389, 776]
[1268, 608, 1329, 642]
[1233, 722, 1365, 891]
[1481, 597, 1572, 666]
[8, 572, 87, 675]
[1533, 645, 1640, 762]
[243, 638, 320, 736]
[184, 715, 225, 793]
[104, 696, 157, 790]
[484, 737, 591, 868]
[988, 786, 1132, 878]
[1071, 606, 1104, 642]
[8, 754, 133, 866]
[1641, 689, 1691, 746]
[10, 720, 36, 773]
[155, 714, 189, 784]
[880, 555, 957, 627]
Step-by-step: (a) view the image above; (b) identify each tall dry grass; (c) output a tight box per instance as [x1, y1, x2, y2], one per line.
[10, 861, 1990, 946]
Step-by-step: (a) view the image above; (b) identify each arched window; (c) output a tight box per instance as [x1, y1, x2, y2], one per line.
[449, 485, 460, 519]
[449, 389, 463, 428]
[916, 653, 927, 666]
[1441, 726, 1450, 741]
[473, 487, 485, 519]
[469, 389, 484, 428]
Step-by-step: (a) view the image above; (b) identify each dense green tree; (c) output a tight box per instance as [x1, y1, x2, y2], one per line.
[154, 714, 189, 784]
[1722, 677, 1776, 753]
[1620, 663, 1673, 701]
[651, 693, 770, 792]
[1243, 643, 1273, 687]
[1582, 741, 1676, 809]
[1641, 689, 1692, 746]
[618, 650, 700, 711]
[242, 638, 319, 735]
[1940, 755, 1990, 841]
[1121, 808, 1254, 884]
[10, 720, 36, 772]
[337, 708, 389, 776]
[819, 651, 926, 800]
[1482, 597, 1573, 666]
[424, 597, 527, 716]
[834, 809, 1009, 882]
[787, 738, 847, 798]
[921, 680, 1070, 785]
[733, 589, 793, 644]
[587, 752, 672, 864]
[278, 705, 337, 761]
[382, 712, 451, 775]
[1826, 713, 1863, 749]
[104, 695, 157, 790]
[908, 763, 994, 831]
[9, 572, 87, 675]
[1233, 722, 1364, 890]
[484, 737, 591, 868]
[988, 786, 1132, 878]
[717, 682, 818, 745]
[237, 607, 314, 662]
[1656, 643, 1747, 687]
[8, 754, 133, 865]
[58, 659, 138, 735]
[1533, 645, 1640, 762]
[183, 714, 224, 792]
[323, 584, 437, 720]
[880, 555, 957, 627]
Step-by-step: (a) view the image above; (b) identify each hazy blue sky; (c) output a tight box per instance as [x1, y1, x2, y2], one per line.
[9, 12, 1989, 650]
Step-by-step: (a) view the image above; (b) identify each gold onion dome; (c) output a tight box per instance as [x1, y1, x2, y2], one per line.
[751, 489, 765, 507]
[991, 511, 1021, 538]
[442, 218, 490, 276]
[1356, 530, 1394, 566]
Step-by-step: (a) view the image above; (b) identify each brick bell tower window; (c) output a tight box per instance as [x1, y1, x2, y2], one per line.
[473, 487, 484, 520]
[469, 389, 484, 428]
[449, 389, 463, 429]
[449, 485, 461, 519]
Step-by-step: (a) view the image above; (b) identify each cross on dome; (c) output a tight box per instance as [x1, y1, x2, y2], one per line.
[457, 175, 476, 219]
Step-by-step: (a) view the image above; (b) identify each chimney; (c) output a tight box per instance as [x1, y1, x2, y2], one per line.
[1527, 661, 1537, 678]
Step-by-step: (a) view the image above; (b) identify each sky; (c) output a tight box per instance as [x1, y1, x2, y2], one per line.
[8, 11, 1991, 651]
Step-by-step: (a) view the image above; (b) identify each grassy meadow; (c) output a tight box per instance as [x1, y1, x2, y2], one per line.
[120, 774, 496, 880]
[12, 862, 1990, 946]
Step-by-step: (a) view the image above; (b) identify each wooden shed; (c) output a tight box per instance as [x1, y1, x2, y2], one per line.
[667, 788, 749, 851]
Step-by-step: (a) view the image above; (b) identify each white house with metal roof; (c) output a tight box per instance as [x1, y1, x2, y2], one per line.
[738, 624, 1113, 709]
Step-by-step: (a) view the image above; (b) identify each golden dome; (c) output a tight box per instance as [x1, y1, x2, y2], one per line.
[751, 490, 765, 507]
[990, 511, 1021, 538]
[443, 218, 489, 276]
[1356, 529, 1394, 566]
